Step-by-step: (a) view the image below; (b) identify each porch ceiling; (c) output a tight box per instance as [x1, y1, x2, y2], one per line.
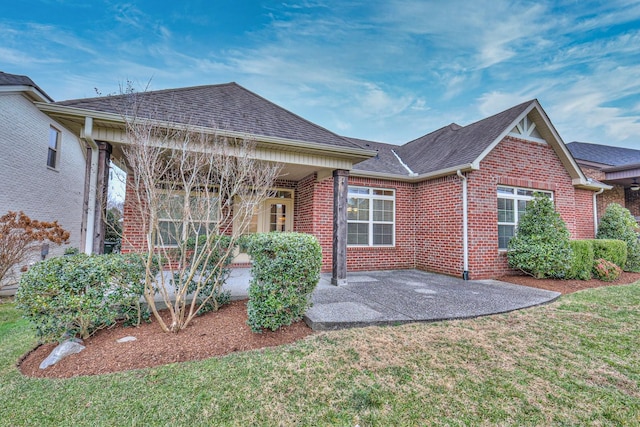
[602, 163, 640, 190]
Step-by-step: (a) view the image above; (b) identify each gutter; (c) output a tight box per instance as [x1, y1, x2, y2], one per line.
[81, 116, 99, 254]
[457, 170, 469, 280]
[350, 163, 478, 183]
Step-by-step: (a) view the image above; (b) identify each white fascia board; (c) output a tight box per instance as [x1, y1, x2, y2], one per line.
[0, 85, 52, 102]
[36, 103, 377, 161]
[350, 163, 477, 182]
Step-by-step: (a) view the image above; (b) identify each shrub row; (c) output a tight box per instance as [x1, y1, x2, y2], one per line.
[245, 232, 322, 332]
[567, 239, 627, 281]
[16, 253, 153, 342]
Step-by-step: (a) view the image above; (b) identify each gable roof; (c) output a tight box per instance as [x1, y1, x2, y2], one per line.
[0, 71, 53, 102]
[395, 100, 533, 175]
[53, 82, 363, 150]
[566, 141, 640, 167]
[349, 99, 603, 190]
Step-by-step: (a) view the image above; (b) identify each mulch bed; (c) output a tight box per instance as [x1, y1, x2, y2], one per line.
[18, 300, 313, 379]
[17, 272, 640, 378]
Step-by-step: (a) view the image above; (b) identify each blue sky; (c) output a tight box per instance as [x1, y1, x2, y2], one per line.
[2, 0, 639, 149]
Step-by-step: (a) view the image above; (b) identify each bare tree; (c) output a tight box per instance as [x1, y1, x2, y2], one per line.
[122, 117, 281, 332]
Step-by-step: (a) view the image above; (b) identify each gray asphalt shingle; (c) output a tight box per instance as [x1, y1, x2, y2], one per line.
[53, 82, 363, 149]
[395, 100, 533, 175]
[566, 141, 640, 167]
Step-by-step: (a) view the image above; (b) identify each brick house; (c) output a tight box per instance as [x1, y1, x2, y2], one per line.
[566, 142, 640, 222]
[0, 72, 86, 291]
[38, 83, 607, 282]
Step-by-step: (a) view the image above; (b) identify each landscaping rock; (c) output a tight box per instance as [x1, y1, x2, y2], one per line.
[39, 340, 86, 369]
[116, 336, 137, 343]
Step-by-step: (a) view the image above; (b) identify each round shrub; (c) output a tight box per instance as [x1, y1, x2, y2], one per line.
[245, 232, 322, 332]
[507, 193, 572, 279]
[15, 253, 151, 342]
[597, 203, 640, 272]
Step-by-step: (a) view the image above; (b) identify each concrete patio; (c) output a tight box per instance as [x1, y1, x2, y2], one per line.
[223, 269, 560, 331]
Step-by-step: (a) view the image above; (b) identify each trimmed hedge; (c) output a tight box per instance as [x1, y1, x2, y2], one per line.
[567, 239, 627, 281]
[245, 232, 322, 332]
[567, 240, 594, 280]
[592, 239, 627, 269]
[15, 253, 152, 342]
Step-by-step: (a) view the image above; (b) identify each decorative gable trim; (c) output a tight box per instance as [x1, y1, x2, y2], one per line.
[509, 115, 546, 144]
[472, 100, 602, 190]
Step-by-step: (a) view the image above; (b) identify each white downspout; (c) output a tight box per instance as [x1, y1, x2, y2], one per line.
[82, 117, 99, 254]
[457, 170, 469, 280]
[593, 188, 605, 237]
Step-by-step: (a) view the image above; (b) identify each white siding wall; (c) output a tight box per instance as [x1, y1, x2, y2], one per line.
[0, 93, 86, 290]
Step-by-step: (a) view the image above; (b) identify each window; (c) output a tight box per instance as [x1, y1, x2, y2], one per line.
[157, 189, 219, 246]
[47, 127, 60, 168]
[497, 186, 552, 249]
[347, 186, 395, 246]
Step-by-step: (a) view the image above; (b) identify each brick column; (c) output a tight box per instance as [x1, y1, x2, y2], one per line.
[332, 169, 349, 285]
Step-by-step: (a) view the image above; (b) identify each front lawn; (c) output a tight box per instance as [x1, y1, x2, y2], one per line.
[0, 283, 639, 426]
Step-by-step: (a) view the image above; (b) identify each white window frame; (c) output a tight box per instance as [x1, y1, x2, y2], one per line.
[156, 187, 220, 247]
[347, 186, 395, 247]
[497, 186, 553, 250]
[47, 126, 60, 169]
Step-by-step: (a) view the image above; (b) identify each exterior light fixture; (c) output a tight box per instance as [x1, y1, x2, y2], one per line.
[631, 178, 640, 191]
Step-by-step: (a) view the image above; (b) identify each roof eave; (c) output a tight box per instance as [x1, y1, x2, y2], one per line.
[36, 102, 377, 161]
[572, 178, 613, 191]
[0, 85, 53, 103]
[351, 163, 477, 182]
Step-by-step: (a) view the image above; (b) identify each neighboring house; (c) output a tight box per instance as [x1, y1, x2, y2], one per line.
[37, 83, 606, 282]
[0, 72, 86, 292]
[566, 142, 640, 221]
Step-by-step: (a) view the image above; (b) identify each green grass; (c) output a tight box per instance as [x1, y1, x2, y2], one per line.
[1, 283, 639, 426]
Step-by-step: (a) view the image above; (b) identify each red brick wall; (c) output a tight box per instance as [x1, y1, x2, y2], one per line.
[121, 174, 149, 253]
[574, 189, 596, 239]
[464, 136, 595, 278]
[414, 175, 464, 277]
[294, 173, 333, 272]
[121, 136, 599, 280]
[345, 177, 416, 272]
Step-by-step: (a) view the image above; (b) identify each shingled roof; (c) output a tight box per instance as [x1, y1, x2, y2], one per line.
[566, 141, 640, 167]
[0, 71, 53, 102]
[53, 82, 362, 150]
[347, 137, 411, 175]
[394, 100, 534, 175]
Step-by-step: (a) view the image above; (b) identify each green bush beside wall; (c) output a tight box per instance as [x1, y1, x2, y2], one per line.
[592, 239, 627, 269]
[597, 203, 640, 272]
[567, 240, 594, 280]
[16, 253, 152, 342]
[245, 232, 322, 333]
